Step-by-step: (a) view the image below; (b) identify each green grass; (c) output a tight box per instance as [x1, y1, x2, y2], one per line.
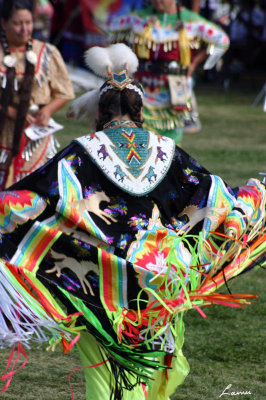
[1, 86, 265, 399]
[182, 87, 266, 186]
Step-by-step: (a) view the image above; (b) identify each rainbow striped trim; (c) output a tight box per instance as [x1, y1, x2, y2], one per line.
[98, 249, 128, 312]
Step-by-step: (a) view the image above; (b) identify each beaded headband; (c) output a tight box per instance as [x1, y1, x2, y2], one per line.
[99, 69, 144, 99]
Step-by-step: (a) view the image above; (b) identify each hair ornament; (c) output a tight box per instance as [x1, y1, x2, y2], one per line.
[100, 84, 116, 96]
[99, 81, 143, 99]
[67, 43, 143, 127]
[125, 83, 144, 99]
[108, 69, 133, 90]
[3, 54, 16, 68]
[85, 44, 142, 98]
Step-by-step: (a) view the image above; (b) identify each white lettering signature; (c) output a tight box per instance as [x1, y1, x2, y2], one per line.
[219, 384, 252, 397]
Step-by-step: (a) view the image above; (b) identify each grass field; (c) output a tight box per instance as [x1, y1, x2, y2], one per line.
[1, 86, 265, 400]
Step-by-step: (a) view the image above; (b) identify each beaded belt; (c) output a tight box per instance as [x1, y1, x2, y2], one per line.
[138, 59, 188, 75]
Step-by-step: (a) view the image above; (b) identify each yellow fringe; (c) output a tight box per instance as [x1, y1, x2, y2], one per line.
[136, 25, 153, 59]
[179, 28, 191, 68]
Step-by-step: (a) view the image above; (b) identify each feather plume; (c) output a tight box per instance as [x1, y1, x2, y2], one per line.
[84, 46, 112, 78]
[67, 66, 104, 92]
[107, 43, 139, 74]
[84, 44, 139, 78]
[66, 89, 100, 130]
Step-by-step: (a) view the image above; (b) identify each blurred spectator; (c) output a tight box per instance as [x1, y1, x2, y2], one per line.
[210, 0, 235, 28]
[230, 0, 265, 44]
[200, 0, 220, 19]
[50, 0, 87, 67]
[49, 1, 203, 67]
[226, 0, 266, 78]
[49, 0, 145, 67]
[32, 0, 54, 41]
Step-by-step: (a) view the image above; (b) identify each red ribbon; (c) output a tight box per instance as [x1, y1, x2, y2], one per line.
[0, 342, 27, 392]
[13, 132, 26, 183]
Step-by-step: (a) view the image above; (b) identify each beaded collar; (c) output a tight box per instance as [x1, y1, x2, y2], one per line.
[76, 126, 175, 196]
[103, 120, 137, 130]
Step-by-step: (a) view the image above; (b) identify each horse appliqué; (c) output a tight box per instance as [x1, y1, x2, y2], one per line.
[142, 166, 157, 183]
[46, 249, 98, 295]
[156, 146, 167, 163]
[178, 205, 225, 234]
[97, 144, 112, 161]
[70, 191, 117, 225]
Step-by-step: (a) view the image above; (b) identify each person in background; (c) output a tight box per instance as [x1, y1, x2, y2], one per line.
[0, 0, 74, 190]
[199, 0, 220, 20]
[0, 43, 265, 400]
[32, 0, 54, 41]
[108, 0, 229, 144]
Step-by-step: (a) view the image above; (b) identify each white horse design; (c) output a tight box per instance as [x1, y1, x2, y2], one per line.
[46, 249, 98, 296]
[178, 205, 225, 234]
[70, 191, 117, 225]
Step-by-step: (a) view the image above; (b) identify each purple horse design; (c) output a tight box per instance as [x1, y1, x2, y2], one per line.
[156, 146, 167, 162]
[97, 144, 109, 160]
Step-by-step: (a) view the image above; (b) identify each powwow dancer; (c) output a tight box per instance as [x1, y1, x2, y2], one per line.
[107, 0, 230, 144]
[0, 44, 265, 400]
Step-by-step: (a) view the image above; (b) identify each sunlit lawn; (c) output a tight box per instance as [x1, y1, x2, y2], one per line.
[1, 85, 265, 400]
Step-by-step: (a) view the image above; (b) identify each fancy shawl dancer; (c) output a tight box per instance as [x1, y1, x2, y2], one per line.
[0, 0, 74, 190]
[0, 43, 265, 400]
